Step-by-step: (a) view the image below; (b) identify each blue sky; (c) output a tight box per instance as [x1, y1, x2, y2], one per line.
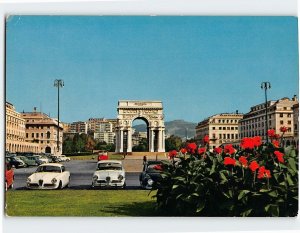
[6, 16, 299, 123]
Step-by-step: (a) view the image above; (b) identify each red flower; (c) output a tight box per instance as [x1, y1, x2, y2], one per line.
[280, 126, 287, 133]
[186, 143, 197, 154]
[257, 166, 271, 179]
[274, 134, 280, 139]
[180, 148, 187, 154]
[168, 150, 177, 158]
[272, 140, 280, 148]
[249, 161, 259, 172]
[267, 129, 276, 138]
[224, 144, 235, 155]
[239, 156, 248, 167]
[253, 136, 262, 147]
[203, 135, 209, 144]
[214, 147, 222, 154]
[224, 157, 236, 166]
[240, 137, 255, 150]
[198, 147, 206, 155]
[153, 164, 163, 171]
[274, 151, 284, 163]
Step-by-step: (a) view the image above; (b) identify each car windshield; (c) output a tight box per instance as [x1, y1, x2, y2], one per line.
[36, 166, 61, 173]
[97, 163, 122, 171]
[146, 163, 162, 173]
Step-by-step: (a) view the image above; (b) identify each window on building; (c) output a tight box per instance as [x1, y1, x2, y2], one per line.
[47, 131, 50, 139]
[26, 133, 28, 138]
[295, 124, 298, 130]
[219, 134, 222, 139]
[212, 127, 215, 130]
[288, 121, 292, 125]
[219, 127, 222, 130]
[231, 134, 234, 139]
[280, 113, 283, 117]
[283, 107, 287, 110]
[41, 133, 43, 138]
[231, 127, 234, 130]
[223, 127, 226, 130]
[36, 133, 39, 138]
[31, 133, 34, 138]
[280, 120, 284, 125]
[288, 114, 292, 118]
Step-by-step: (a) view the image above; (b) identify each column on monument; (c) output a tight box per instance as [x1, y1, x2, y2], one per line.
[120, 129, 124, 153]
[157, 128, 163, 152]
[115, 128, 120, 152]
[127, 128, 132, 153]
[162, 129, 165, 152]
[149, 128, 155, 152]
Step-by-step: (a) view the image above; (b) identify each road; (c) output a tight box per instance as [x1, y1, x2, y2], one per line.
[12, 160, 141, 190]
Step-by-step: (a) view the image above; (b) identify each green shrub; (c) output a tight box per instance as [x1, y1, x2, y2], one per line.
[154, 136, 298, 216]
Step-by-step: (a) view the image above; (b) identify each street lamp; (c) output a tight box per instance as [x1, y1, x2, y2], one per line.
[261, 82, 271, 143]
[54, 79, 64, 153]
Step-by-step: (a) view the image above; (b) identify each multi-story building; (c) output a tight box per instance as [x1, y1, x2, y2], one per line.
[93, 119, 117, 144]
[132, 131, 147, 146]
[239, 96, 298, 144]
[21, 110, 63, 155]
[6, 102, 39, 153]
[69, 121, 87, 134]
[87, 118, 105, 133]
[293, 103, 299, 147]
[195, 113, 244, 149]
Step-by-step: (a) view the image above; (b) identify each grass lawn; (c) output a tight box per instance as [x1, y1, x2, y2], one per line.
[70, 154, 124, 161]
[5, 190, 157, 216]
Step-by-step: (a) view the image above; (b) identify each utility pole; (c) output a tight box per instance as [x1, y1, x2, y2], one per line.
[54, 79, 64, 153]
[261, 82, 271, 143]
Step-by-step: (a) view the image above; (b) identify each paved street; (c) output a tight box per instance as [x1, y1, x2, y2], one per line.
[12, 160, 141, 190]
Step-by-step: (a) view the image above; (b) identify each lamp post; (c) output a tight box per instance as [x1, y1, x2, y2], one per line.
[54, 79, 64, 153]
[261, 82, 271, 143]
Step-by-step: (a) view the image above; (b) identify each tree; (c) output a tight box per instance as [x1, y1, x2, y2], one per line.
[165, 135, 183, 151]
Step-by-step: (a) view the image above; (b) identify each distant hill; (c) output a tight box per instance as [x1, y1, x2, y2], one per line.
[133, 120, 197, 139]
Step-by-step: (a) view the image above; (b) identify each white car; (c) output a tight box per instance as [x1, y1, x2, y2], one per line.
[57, 155, 71, 162]
[92, 160, 126, 189]
[26, 163, 70, 189]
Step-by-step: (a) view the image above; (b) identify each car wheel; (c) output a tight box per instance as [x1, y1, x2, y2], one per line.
[140, 181, 145, 189]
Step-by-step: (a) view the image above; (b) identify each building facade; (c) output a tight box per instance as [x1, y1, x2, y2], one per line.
[21, 111, 64, 155]
[239, 96, 298, 145]
[195, 113, 244, 149]
[6, 102, 39, 153]
[69, 121, 87, 134]
[93, 119, 116, 144]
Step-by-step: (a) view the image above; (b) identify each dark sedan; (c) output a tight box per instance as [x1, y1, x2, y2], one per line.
[139, 160, 163, 189]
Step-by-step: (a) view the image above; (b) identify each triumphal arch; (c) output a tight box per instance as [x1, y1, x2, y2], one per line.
[115, 100, 165, 153]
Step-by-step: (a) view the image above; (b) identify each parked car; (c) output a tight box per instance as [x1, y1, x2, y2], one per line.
[20, 155, 40, 166]
[6, 156, 27, 168]
[58, 155, 71, 162]
[97, 151, 108, 161]
[5, 163, 14, 191]
[35, 155, 50, 164]
[92, 160, 126, 189]
[139, 160, 164, 189]
[26, 163, 70, 189]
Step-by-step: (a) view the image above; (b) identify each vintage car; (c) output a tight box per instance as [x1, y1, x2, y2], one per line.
[6, 156, 27, 168]
[97, 151, 108, 161]
[139, 160, 163, 189]
[57, 155, 71, 162]
[26, 163, 70, 189]
[92, 160, 126, 189]
[5, 163, 14, 191]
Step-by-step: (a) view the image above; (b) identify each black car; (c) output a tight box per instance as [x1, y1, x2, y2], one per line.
[6, 156, 27, 168]
[139, 160, 163, 189]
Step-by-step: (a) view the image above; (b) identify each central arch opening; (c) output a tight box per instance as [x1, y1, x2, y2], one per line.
[131, 118, 149, 152]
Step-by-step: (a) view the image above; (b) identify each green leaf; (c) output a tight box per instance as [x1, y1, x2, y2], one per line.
[287, 158, 297, 172]
[286, 174, 294, 186]
[238, 190, 250, 200]
[259, 189, 270, 193]
[268, 190, 278, 198]
[172, 184, 180, 190]
[196, 201, 205, 213]
[241, 209, 253, 217]
[220, 172, 227, 181]
[265, 204, 279, 216]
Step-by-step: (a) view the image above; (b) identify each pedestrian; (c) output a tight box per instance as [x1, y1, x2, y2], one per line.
[143, 155, 147, 165]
